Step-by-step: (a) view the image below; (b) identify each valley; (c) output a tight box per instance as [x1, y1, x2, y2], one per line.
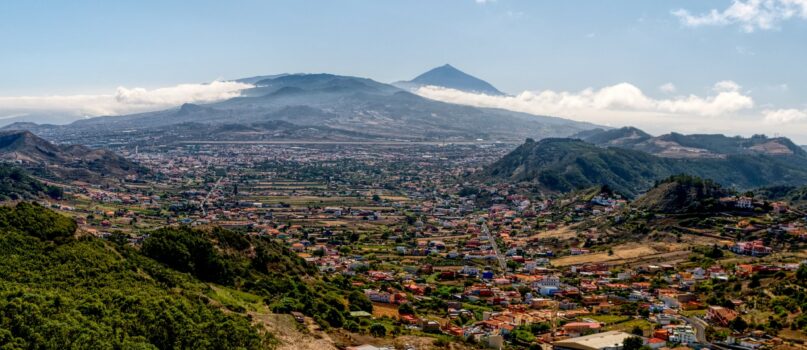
[2, 128, 806, 350]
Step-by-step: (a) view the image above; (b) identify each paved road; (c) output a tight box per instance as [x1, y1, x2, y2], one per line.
[200, 177, 224, 217]
[681, 315, 709, 345]
[482, 223, 507, 272]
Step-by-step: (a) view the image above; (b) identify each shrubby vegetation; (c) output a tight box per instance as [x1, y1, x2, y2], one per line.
[0, 165, 62, 201]
[0, 203, 270, 349]
[0, 201, 385, 348]
[633, 174, 733, 213]
[0, 202, 76, 241]
[756, 185, 807, 209]
[140, 221, 355, 331]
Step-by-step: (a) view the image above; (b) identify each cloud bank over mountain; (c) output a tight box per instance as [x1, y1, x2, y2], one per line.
[0, 80, 253, 118]
[414, 81, 807, 141]
[416, 81, 753, 118]
[764, 108, 807, 124]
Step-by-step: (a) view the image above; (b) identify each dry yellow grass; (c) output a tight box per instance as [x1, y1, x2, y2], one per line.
[551, 243, 657, 266]
[379, 195, 409, 201]
[371, 303, 400, 319]
[317, 220, 349, 226]
[525, 225, 579, 241]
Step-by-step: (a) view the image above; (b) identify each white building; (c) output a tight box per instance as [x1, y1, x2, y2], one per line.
[668, 325, 697, 345]
[553, 331, 644, 350]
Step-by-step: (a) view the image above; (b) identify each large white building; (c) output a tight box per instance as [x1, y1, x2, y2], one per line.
[668, 325, 697, 345]
[553, 331, 643, 350]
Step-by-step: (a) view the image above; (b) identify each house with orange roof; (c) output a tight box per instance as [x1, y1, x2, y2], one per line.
[706, 306, 738, 327]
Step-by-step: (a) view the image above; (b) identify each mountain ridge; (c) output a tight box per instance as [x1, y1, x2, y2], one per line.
[0, 130, 146, 181]
[480, 137, 807, 197]
[574, 126, 806, 159]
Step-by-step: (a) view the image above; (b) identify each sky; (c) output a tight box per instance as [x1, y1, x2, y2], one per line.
[1, 0, 806, 142]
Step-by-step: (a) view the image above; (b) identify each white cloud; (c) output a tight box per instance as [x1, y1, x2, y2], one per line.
[0, 113, 29, 120]
[416, 82, 807, 142]
[659, 83, 677, 94]
[0, 80, 253, 117]
[763, 108, 807, 123]
[713, 80, 742, 92]
[475, 0, 495, 3]
[673, 0, 807, 32]
[415, 81, 753, 118]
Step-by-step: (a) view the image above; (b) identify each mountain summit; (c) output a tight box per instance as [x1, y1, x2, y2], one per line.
[397, 64, 505, 95]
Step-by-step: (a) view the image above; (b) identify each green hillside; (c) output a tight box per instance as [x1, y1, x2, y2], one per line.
[755, 185, 807, 209]
[0, 164, 62, 201]
[0, 203, 269, 349]
[632, 175, 734, 213]
[0, 202, 359, 349]
[481, 138, 807, 197]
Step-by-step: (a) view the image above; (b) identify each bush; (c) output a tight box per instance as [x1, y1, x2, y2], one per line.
[344, 320, 360, 332]
[369, 323, 387, 337]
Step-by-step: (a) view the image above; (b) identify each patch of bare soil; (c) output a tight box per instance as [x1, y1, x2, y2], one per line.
[249, 311, 338, 350]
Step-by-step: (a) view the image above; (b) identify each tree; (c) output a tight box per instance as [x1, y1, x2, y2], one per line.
[631, 325, 644, 336]
[705, 244, 724, 259]
[323, 306, 344, 328]
[512, 327, 536, 345]
[620, 302, 638, 316]
[348, 291, 373, 313]
[529, 322, 551, 335]
[748, 274, 761, 289]
[369, 323, 387, 337]
[729, 316, 748, 332]
[623, 336, 644, 350]
[797, 264, 807, 284]
[398, 302, 415, 315]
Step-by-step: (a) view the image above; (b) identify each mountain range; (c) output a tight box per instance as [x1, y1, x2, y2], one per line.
[573, 127, 806, 159]
[480, 133, 807, 197]
[0, 130, 145, 182]
[2, 66, 596, 145]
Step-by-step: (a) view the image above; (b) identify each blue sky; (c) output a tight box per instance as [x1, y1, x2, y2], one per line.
[1, 0, 806, 141]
